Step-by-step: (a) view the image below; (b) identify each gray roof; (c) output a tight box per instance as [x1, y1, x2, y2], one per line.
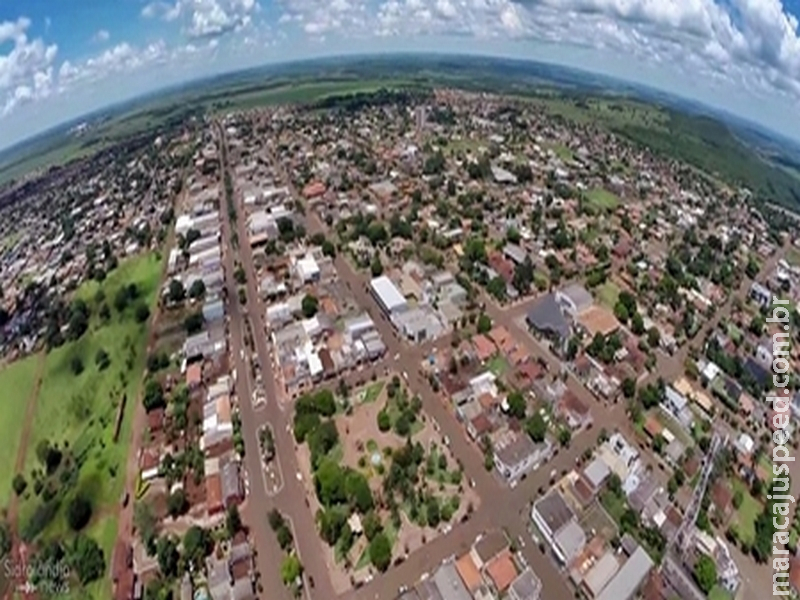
[533, 491, 575, 535]
[432, 562, 472, 600]
[596, 547, 654, 600]
[230, 578, 256, 600]
[526, 294, 570, 339]
[473, 530, 509, 565]
[583, 457, 611, 489]
[508, 568, 542, 600]
[370, 275, 407, 313]
[582, 551, 620, 597]
[221, 457, 241, 501]
[495, 433, 539, 469]
[553, 520, 587, 562]
[559, 283, 594, 312]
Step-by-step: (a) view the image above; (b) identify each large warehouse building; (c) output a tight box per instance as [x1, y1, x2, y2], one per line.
[370, 275, 408, 316]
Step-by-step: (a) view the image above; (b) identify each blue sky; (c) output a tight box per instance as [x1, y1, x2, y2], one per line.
[2, 0, 800, 151]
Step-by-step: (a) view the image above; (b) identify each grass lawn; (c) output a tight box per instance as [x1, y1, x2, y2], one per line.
[0, 354, 40, 505]
[585, 188, 620, 211]
[596, 281, 620, 309]
[549, 143, 574, 162]
[17, 252, 162, 595]
[708, 585, 733, 600]
[731, 479, 762, 545]
[487, 355, 509, 377]
[600, 491, 626, 523]
[361, 382, 384, 404]
[786, 246, 800, 267]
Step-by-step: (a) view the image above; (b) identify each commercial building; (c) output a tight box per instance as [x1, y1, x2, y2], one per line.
[370, 275, 408, 315]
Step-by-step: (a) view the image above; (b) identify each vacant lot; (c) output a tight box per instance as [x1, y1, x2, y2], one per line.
[0, 355, 40, 505]
[731, 479, 761, 545]
[585, 188, 620, 211]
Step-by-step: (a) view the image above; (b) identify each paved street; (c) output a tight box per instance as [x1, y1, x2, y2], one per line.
[216, 122, 785, 600]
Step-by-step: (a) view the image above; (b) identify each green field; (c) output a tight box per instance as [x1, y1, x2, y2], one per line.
[597, 281, 620, 308]
[0, 355, 40, 505]
[16, 252, 162, 598]
[585, 188, 620, 210]
[731, 478, 762, 545]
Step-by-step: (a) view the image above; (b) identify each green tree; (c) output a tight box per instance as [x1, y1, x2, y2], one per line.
[370, 254, 384, 277]
[525, 413, 547, 443]
[693, 554, 717, 594]
[363, 511, 382, 541]
[621, 377, 636, 399]
[368, 532, 392, 572]
[167, 279, 185, 304]
[377, 410, 391, 432]
[134, 303, 151, 323]
[281, 554, 303, 585]
[182, 526, 211, 572]
[301, 294, 319, 318]
[66, 495, 92, 531]
[156, 535, 180, 578]
[506, 391, 526, 420]
[188, 279, 206, 300]
[476, 313, 492, 334]
[226, 505, 242, 538]
[70, 535, 105, 585]
[167, 489, 189, 518]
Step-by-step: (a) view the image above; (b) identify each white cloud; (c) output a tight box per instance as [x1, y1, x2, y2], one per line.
[142, 0, 259, 37]
[92, 29, 111, 43]
[56, 41, 170, 90]
[0, 17, 58, 115]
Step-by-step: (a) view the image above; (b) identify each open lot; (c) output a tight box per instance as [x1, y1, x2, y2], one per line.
[0, 354, 40, 505]
[731, 479, 762, 546]
[15, 252, 162, 599]
[585, 188, 621, 211]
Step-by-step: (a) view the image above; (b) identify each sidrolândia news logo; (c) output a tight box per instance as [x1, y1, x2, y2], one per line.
[4, 557, 70, 596]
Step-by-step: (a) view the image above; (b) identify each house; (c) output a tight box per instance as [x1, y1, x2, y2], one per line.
[581, 551, 620, 598]
[485, 549, 518, 593]
[596, 546, 654, 600]
[493, 430, 550, 480]
[532, 491, 576, 546]
[749, 281, 771, 308]
[220, 456, 244, 508]
[455, 553, 482, 593]
[526, 294, 571, 354]
[430, 560, 473, 600]
[553, 520, 587, 564]
[661, 386, 694, 431]
[507, 568, 542, 600]
[556, 283, 594, 317]
[557, 391, 592, 430]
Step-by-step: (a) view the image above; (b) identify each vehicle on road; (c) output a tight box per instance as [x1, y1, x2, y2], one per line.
[309, 576, 315, 588]
[398, 585, 408, 594]
[296, 472, 303, 481]
[402, 371, 408, 381]
[469, 478, 475, 488]
[443, 435, 450, 446]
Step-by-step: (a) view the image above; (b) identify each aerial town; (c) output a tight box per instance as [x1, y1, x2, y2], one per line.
[0, 87, 798, 600]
